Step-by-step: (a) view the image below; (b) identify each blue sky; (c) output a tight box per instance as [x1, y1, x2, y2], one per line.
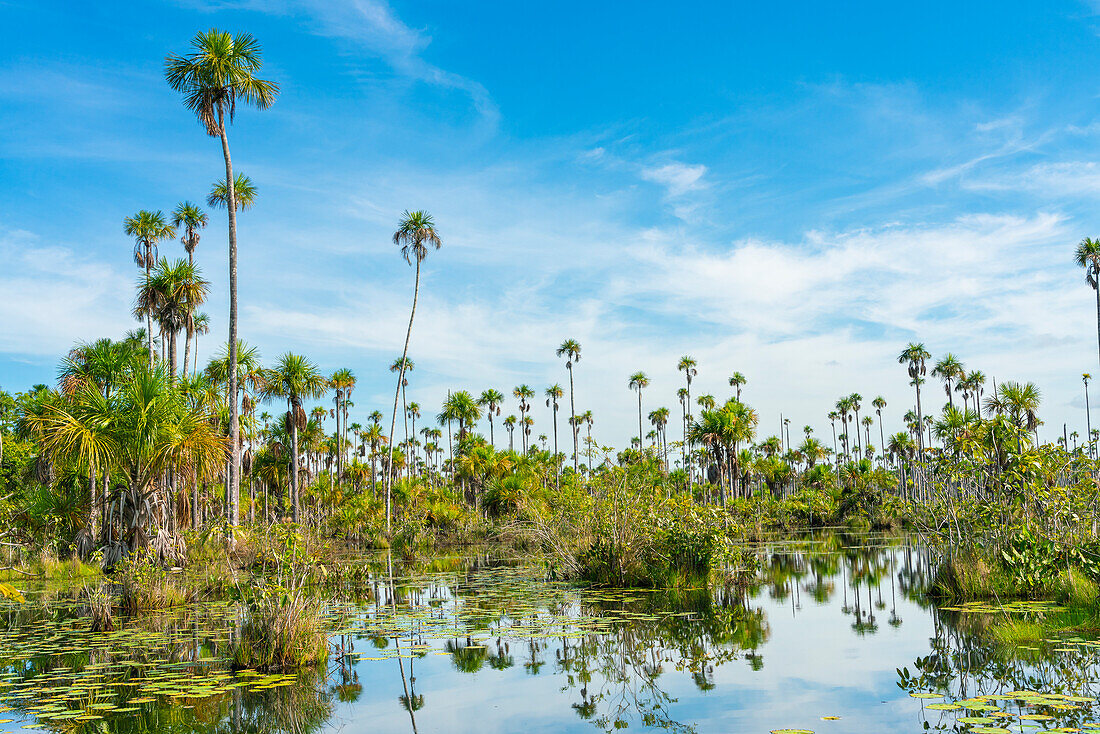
[3, 0, 1100, 448]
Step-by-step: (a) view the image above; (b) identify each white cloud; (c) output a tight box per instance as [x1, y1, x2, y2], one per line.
[640, 161, 708, 197]
[0, 230, 135, 358]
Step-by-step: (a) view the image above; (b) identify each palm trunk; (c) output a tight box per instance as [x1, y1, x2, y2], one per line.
[145, 252, 154, 365]
[386, 259, 421, 533]
[552, 403, 559, 489]
[1086, 382, 1094, 459]
[636, 390, 643, 449]
[568, 365, 578, 471]
[1094, 274, 1100, 371]
[217, 103, 241, 530]
[289, 401, 300, 522]
[914, 381, 924, 453]
[182, 326, 193, 382]
[169, 330, 178, 382]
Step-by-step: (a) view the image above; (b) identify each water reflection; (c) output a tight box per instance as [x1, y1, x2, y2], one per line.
[2, 533, 1099, 734]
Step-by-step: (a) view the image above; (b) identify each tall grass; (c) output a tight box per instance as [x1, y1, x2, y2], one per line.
[233, 586, 329, 671]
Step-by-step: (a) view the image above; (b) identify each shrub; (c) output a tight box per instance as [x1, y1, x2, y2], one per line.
[84, 584, 114, 631]
[233, 585, 328, 671]
[116, 551, 189, 612]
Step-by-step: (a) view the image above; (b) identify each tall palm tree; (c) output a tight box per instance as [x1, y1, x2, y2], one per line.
[872, 396, 886, 466]
[556, 339, 582, 471]
[1085, 373, 1094, 458]
[207, 173, 258, 212]
[385, 211, 441, 532]
[628, 372, 649, 448]
[545, 384, 563, 472]
[678, 356, 697, 486]
[503, 415, 517, 452]
[477, 389, 504, 447]
[834, 396, 852, 461]
[390, 357, 414, 462]
[581, 410, 595, 467]
[848, 393, 864, 456]
[1076, 237, 1100, 370]
[677, 387, 690, 485]
[932, 353, 964, 410]
[172, 201, 208, 266]
[124, 211, 176, 364]
[649, 406, 670, 467]
[898, 343, 931, 453]
[172, 202, 208, 374]
[134, 258, 209, 382]
[166, 28, 278, 539]
[190, 312, 210, 377]
[728, 372, 747, 400]
[827, 410, 839, 466]
[330, 368, 356, 483]
[261, 353, 327, 522]
[513, 385, 534, 452]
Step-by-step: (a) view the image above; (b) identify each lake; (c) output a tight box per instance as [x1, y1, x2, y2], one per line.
[1, 532, 1098, 734]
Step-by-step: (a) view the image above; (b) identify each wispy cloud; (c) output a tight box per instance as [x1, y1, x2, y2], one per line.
[180, 0, 498, 126]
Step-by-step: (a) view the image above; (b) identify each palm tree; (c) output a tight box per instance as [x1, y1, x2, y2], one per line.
[649, 406, 670, 468]
[1076, 237, 1100, 370]
[1085, 373, 1094, 458]
[513, 385, 534, 452]
[827, 410, 839, 466]
[898, 343, 931, 453]
[872, 396, 886, 466]
[190, 312, 210, 377]
[28, 364, 227, 553]
[477, 389, 504, 447]
[504, 415, 517, 452]
[848, 393, 864, 456]
[134, 258, 209, 382]
[628, 372, 649, 448]
[728, 372, 747, 400]
[932, 353, 964, 410]
[172, 202, 208, 373]
[172, 201, 208, 267]
[384, 211, 442, 531]
[581, 410, 595, 467]
[166, 28, 278, 538]
[834, 397, 852, 460]
[124, 211, 176, 364]
[678, 356, 697, 486]
[677, 387, 690, 485]
[697, 394, 716, 411]
[207, 173, 258, 212]
[261, 353, 328, 522]
[556, 339, 582, 471]
[987, 380, 1042, 449]
[330, 368, 356, 483]
[545, 384, 563, 478]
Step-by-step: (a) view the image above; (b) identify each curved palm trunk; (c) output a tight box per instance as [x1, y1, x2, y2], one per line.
[386, 259, 421, 533]
[877, 414, 885, 467]
[216, 102, 241, 530]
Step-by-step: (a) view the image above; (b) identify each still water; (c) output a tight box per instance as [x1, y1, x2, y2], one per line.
[1, 532, 1098, 734]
